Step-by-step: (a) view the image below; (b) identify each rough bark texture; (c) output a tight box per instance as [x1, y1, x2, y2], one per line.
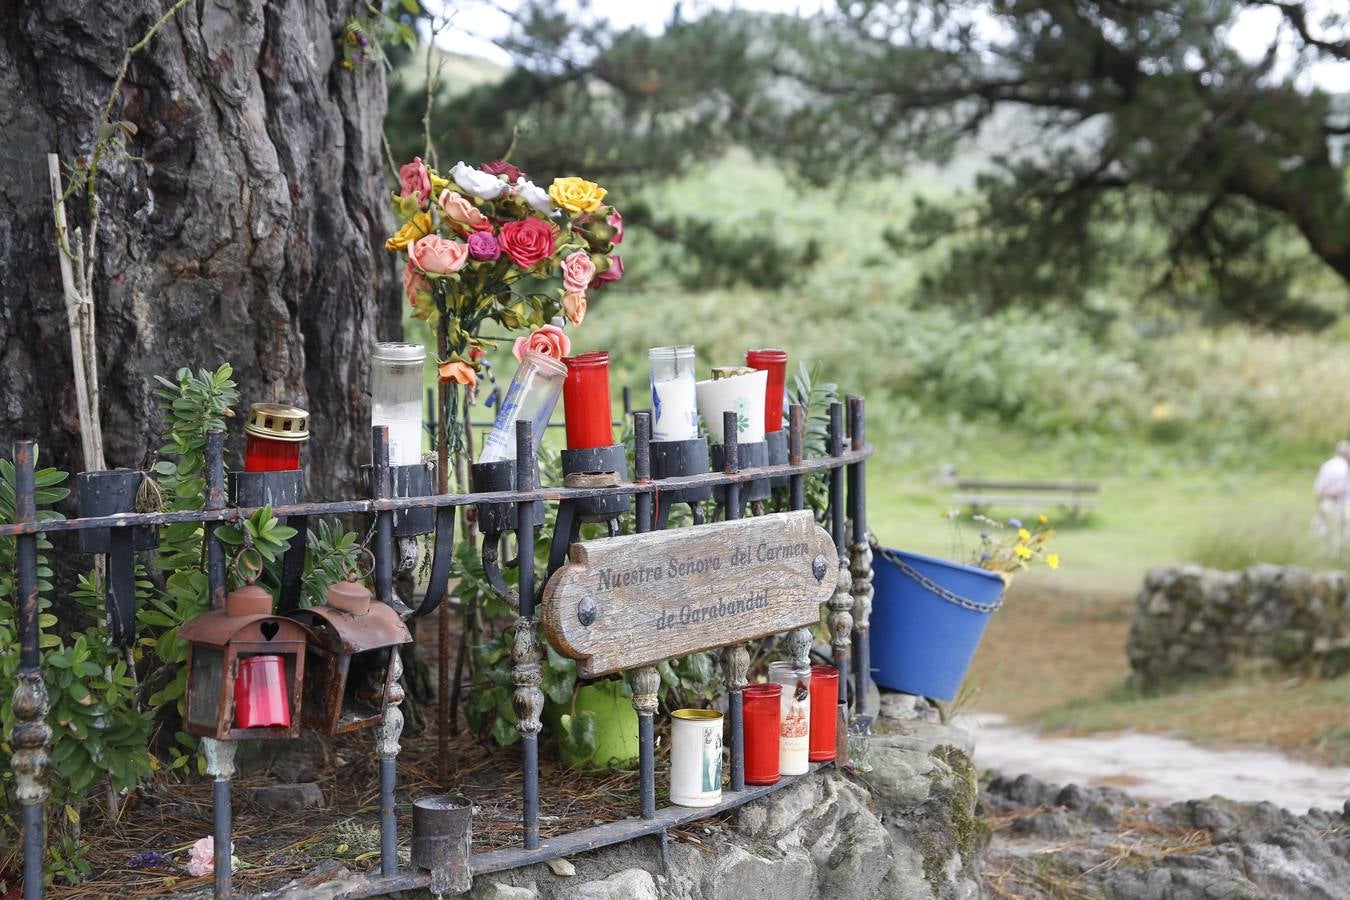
[0, 0, 400, 498]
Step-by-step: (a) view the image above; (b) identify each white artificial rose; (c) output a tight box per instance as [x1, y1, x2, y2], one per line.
[450, 161, 507, 200]
[513, 178, 558, 216]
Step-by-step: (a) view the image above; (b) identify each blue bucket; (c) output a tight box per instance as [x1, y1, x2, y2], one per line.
[869, 547, 1006, 701]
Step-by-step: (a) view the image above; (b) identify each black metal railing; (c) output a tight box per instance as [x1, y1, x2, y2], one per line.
[2, 396, 874, 900]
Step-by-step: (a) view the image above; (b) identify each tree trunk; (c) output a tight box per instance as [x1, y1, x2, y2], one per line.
[0, 0, 399, 498]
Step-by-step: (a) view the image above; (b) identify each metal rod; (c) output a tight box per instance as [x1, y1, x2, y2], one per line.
[205, 429, 226, 609]
[373, 427, 394, 606]
[633, 412, 652, 534]
[788, 404, 805, 512]
[722, 412, 740, 522]
[380, 758, 397, 875]
[826, 403, 853, 760]
[212, 777, 231, 899]
[513, 421, 543, 850]
[622, 385, 633, 416]
[23, 803, 43, 900]
[0, 448, 876, 538]
[828, 403, 845, 558]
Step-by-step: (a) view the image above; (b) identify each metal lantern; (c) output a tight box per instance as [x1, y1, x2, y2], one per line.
[180, 583, 313, 741]
[287, 575, 412, 734]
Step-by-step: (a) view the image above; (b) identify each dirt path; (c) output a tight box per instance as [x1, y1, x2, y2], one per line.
[964, 712, 1350, 814]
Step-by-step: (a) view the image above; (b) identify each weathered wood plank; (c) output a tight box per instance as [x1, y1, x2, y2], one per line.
[541, 511, 836, 678]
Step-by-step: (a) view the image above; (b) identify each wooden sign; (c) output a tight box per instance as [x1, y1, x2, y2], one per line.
[541, 510, 837, 677]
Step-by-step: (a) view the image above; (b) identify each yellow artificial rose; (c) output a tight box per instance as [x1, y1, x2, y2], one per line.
[548, 176, 607, 215]
[385, 212, 433, 251]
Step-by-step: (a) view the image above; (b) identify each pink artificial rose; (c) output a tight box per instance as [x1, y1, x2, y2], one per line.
[498, 218, 556, 269]
[467, 231, 501, 261]
[512, 323, 571, 363]
[562, 290, 587, 326]
[607, 208, 623, 244]
[186, 836, 233, 878]
[403, 258, 431, 306]
[590, 255, 623, 288]
[409, 234, 468, 275]
[561, 250, 596, 293]
[399, 157, 431, 208]
[438, 189, 485, 229]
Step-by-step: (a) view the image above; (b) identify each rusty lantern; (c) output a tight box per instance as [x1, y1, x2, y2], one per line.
[180, 583, 313, 741]
[287, 575, 412, 734]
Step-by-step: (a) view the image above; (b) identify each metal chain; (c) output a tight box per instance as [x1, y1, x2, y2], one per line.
[875, 545, 1005, 614]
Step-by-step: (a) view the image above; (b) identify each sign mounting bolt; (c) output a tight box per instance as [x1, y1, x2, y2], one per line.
[577, 596, 597, 626]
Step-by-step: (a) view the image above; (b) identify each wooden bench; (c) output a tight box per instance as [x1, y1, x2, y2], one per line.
[952, 479, 1099, 520]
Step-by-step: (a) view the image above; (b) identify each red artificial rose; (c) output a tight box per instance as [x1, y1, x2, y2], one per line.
[480, 160, 523, 183]
[498, 218, 556, 269]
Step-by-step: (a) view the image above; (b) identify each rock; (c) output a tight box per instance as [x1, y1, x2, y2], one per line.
[546, 858, 576, 877]
[249, 782, 325, 812]
[480, 883, 538, 900]
[560, 868, 657, 900]
[702, 845, 814, 900]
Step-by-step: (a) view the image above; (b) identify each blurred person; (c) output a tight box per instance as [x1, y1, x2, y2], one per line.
[1312, 442, 1350, 554]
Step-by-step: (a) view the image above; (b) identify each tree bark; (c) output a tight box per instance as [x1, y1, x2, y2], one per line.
[0, 0, 399, 498]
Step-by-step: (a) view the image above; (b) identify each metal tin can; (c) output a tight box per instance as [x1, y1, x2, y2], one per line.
[767, 661, 811, 776]
[670, 709, 723, 807]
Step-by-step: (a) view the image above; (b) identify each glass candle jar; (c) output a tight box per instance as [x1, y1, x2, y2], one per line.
[649, 345, 699, 441]
[480, 351, 568, 463]
[808, 665, 839, 762]
[767, 661, 811, 775]
[745, 349, 788, 434]
[742, 683, 783, 786]
[562, 351, 615, 451]
[243, 403, 309, 472]
[670, 709, 723, 807]
[235, 655, 290, 729]
[695, 369, 767, 445]
[371, 342, 427, 467]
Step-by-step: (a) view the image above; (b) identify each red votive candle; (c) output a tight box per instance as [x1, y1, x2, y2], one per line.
[745, 349, 787, 433]
[743, 683, 783, 785]
[562, 351, 615, 450]
[243, 403, 309, 472]
[235, 655, 291, 728]
[809, 665, 839, 762]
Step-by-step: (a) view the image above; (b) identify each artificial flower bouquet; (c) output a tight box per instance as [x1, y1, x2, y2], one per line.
[386, 158, 623, 388]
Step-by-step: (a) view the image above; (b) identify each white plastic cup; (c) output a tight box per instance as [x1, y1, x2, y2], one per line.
[479, 351, 567, 463]
[767, 661, 811, 776]
[372, 342, 426, 467]
[649, 346, 699, 442]
[695, 369, 767, 445]
[670, 709, 723, 807]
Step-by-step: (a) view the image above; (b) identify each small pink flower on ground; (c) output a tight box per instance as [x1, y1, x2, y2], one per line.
[185, 836, 233, 878]
[512, 323, 571, 362]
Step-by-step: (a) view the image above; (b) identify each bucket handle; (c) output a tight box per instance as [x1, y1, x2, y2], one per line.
[877, 546, 1005, 614]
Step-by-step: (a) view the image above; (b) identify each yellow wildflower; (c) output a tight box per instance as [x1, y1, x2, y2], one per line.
[1038, 514, 1049, 525]
[1046, 553, 1061, 570]
[1014, 544, 1032, 559]
[385, 212, 432, 251]
[548, 176, 607, 215]
[1017, 527, 1031, 541]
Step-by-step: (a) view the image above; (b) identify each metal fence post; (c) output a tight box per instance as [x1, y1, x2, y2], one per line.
[630, 412, 660, 819]
[372, 426, 405, 877]
[785, 407, 813, 670]
[11, 441, 51, 900]
[512, 421, 544, 850]
[719, 415, 749, 791]
[847, 396, 873, 721]
[826, 403, 853, 763]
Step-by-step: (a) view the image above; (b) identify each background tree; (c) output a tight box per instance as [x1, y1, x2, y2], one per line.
[748, 0, 1350, 327]
[0, 0, 400, 495]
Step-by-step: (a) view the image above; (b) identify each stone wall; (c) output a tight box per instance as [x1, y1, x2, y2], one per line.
[1127, 564, 1350, 686]
[268, 711, 984, 899]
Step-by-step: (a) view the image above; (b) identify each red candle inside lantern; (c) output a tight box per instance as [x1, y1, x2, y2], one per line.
[742, 683, 783, 785]
[745, 349, 788, 433]
[808, 665, 839, 762]
[243, 403, 309, 472]
[234, 655, 291, 728]
[562, 351, 615, 450]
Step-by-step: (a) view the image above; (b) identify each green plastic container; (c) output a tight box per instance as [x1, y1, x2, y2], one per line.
[544, 679, 639, 770]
